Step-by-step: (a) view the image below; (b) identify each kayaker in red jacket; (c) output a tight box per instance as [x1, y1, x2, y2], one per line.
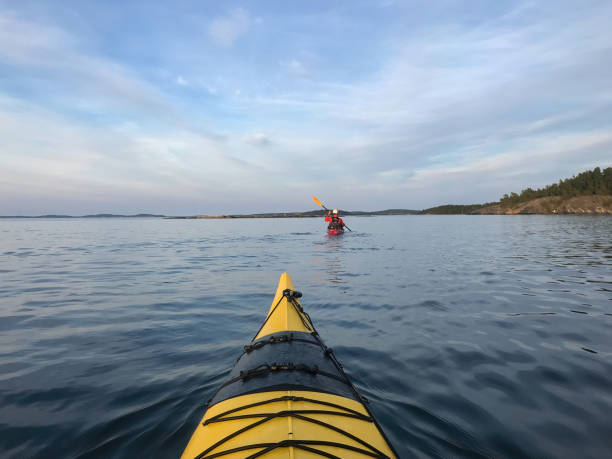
[325, 209, 345, 230]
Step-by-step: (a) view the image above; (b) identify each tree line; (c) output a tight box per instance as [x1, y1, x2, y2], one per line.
[499, 167, 612, 207]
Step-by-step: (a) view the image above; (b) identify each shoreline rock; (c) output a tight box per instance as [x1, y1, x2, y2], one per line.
[472, 195, 612, 215]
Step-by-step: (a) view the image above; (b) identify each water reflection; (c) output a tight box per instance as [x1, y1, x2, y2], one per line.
[313, 233, 346, 284]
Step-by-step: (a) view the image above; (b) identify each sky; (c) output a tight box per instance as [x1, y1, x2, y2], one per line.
[1, 0, 611, 215]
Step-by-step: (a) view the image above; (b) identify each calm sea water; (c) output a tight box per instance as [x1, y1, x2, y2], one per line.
[1, 216, 611, 458]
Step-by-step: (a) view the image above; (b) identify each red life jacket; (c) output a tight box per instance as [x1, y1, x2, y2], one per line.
[325, 214, 344, 227]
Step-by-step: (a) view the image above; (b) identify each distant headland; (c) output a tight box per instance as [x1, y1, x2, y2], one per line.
[422, 167, 612, 215]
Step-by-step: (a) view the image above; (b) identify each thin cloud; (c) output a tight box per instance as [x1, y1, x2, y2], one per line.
[0, 11, 68, 63]
[208, 8, 251, 47]
[0, 12, 164, 113]
[0, 11, 223, 141]
[280, 59, 309, 78]
[244, 132, 272, 147]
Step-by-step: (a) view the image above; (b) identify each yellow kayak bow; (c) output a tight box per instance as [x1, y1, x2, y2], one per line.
[181, 273, 397, 458]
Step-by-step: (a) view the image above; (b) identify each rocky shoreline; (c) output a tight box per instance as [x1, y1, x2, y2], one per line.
[472, 195, 612, 215]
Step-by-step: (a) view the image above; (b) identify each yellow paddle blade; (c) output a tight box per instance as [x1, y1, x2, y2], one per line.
[312, 196, 323, 207]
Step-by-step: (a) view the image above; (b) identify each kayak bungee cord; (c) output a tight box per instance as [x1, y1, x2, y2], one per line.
[197, 440, 384, 459]
[241, 334, 319, 356]
[204, 395, 370, 424]
[194, 289, 395, 458]
[195, 412, 387, 458]
[216, 363, 350, 389]
[286, 294, 398, 456]
[181, 273, 397, 459]
[251, 289, 312, 341]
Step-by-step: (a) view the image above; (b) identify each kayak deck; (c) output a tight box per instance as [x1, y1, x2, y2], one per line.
[181, 273, 396, 458]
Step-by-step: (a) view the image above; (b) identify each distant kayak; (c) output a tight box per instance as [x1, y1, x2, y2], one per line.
[181, 273, 397, 458]
[327, 227, 344, 236]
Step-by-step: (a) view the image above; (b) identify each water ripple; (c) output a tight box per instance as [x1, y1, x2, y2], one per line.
[1, 215, 611, 458]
